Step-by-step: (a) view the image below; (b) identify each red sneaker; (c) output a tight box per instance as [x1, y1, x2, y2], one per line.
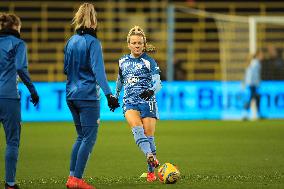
[66, 176, 74, 188]
[147, 172, 157, 182]
[66, 176, 95, 189]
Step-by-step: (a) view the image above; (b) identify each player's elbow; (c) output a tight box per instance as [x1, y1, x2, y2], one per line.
[156, 81, 162, 93]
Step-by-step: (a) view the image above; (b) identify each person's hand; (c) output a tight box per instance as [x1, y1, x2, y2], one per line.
[30, 92, 39, 106]
[106, 94, 120, 112]
[139, 89, 154, 101]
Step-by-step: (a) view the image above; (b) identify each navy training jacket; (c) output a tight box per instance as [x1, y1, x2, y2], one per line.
[64, 29, 112, 100]
[0, 29, 37, 99]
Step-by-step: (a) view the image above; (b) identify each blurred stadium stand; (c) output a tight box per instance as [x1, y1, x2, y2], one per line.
[0, 0, 284, 81]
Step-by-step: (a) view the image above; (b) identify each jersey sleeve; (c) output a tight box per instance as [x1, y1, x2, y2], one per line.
[149, 58, 161, 75]
[149, 58, 162, 93]
[63, 43, 68, 75]
[115, 65, 123, 98]
[89, 40, 112, 95]
[15, 42, 37, 95]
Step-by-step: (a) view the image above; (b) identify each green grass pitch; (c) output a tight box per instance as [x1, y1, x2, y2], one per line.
[0, 120, 284, 189]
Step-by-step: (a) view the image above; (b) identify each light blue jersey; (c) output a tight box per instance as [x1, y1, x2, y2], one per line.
[245, 58, 261, 87]
[115, 53, 161, 104]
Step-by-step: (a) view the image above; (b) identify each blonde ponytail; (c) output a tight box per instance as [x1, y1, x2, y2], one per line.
[72, 3, 97, 30]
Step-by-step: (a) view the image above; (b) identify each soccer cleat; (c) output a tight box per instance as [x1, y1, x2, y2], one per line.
[66, 176, 95, 189]
[147, 153, 160, 168]
[66, 176, 75, 188]
[147, 172, 157, 182]
[5, 183, 20, 189]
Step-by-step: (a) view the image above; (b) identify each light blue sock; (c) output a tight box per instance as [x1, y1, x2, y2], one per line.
[147, 136, 156, 172]
[131, 126, 152, 156]
[147, 136, 156, 156]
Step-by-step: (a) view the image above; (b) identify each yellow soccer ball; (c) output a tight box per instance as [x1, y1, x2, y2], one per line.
[157, 163, 180, 184]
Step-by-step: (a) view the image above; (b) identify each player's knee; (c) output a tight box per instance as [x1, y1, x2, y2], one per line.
[6, 139, 20, 148]
[5, 145, 19, 160]
[144, 129, 154, 136]
[82, 126, 98, 144]
[129, 121, 143, 127]
[127, 117, 143, 127]
[76, 135, 83, 142]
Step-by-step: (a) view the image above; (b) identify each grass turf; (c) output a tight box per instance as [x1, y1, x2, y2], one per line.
[0, 120, 284, 189]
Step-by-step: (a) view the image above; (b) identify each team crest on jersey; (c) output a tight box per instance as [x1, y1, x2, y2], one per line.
[136, 64, 142, 69]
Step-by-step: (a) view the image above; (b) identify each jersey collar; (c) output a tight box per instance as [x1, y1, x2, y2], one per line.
[76, 27, 97, 38]
[0, 28, 21, 38]
[129, 52, 146, 59]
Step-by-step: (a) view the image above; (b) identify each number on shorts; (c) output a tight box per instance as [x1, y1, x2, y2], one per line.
[149, 102, 154, 112]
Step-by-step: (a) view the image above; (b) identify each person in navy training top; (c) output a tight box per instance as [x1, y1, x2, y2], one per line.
[115, 26, 162, 182]
[0, 13, 39, 189]
[64, 3, 119, 189]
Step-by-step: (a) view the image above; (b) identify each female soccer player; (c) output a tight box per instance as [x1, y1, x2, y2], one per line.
[64, 3, 119, 189]
[0, 13, 39, 189]
[115, 26, 162, 182]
